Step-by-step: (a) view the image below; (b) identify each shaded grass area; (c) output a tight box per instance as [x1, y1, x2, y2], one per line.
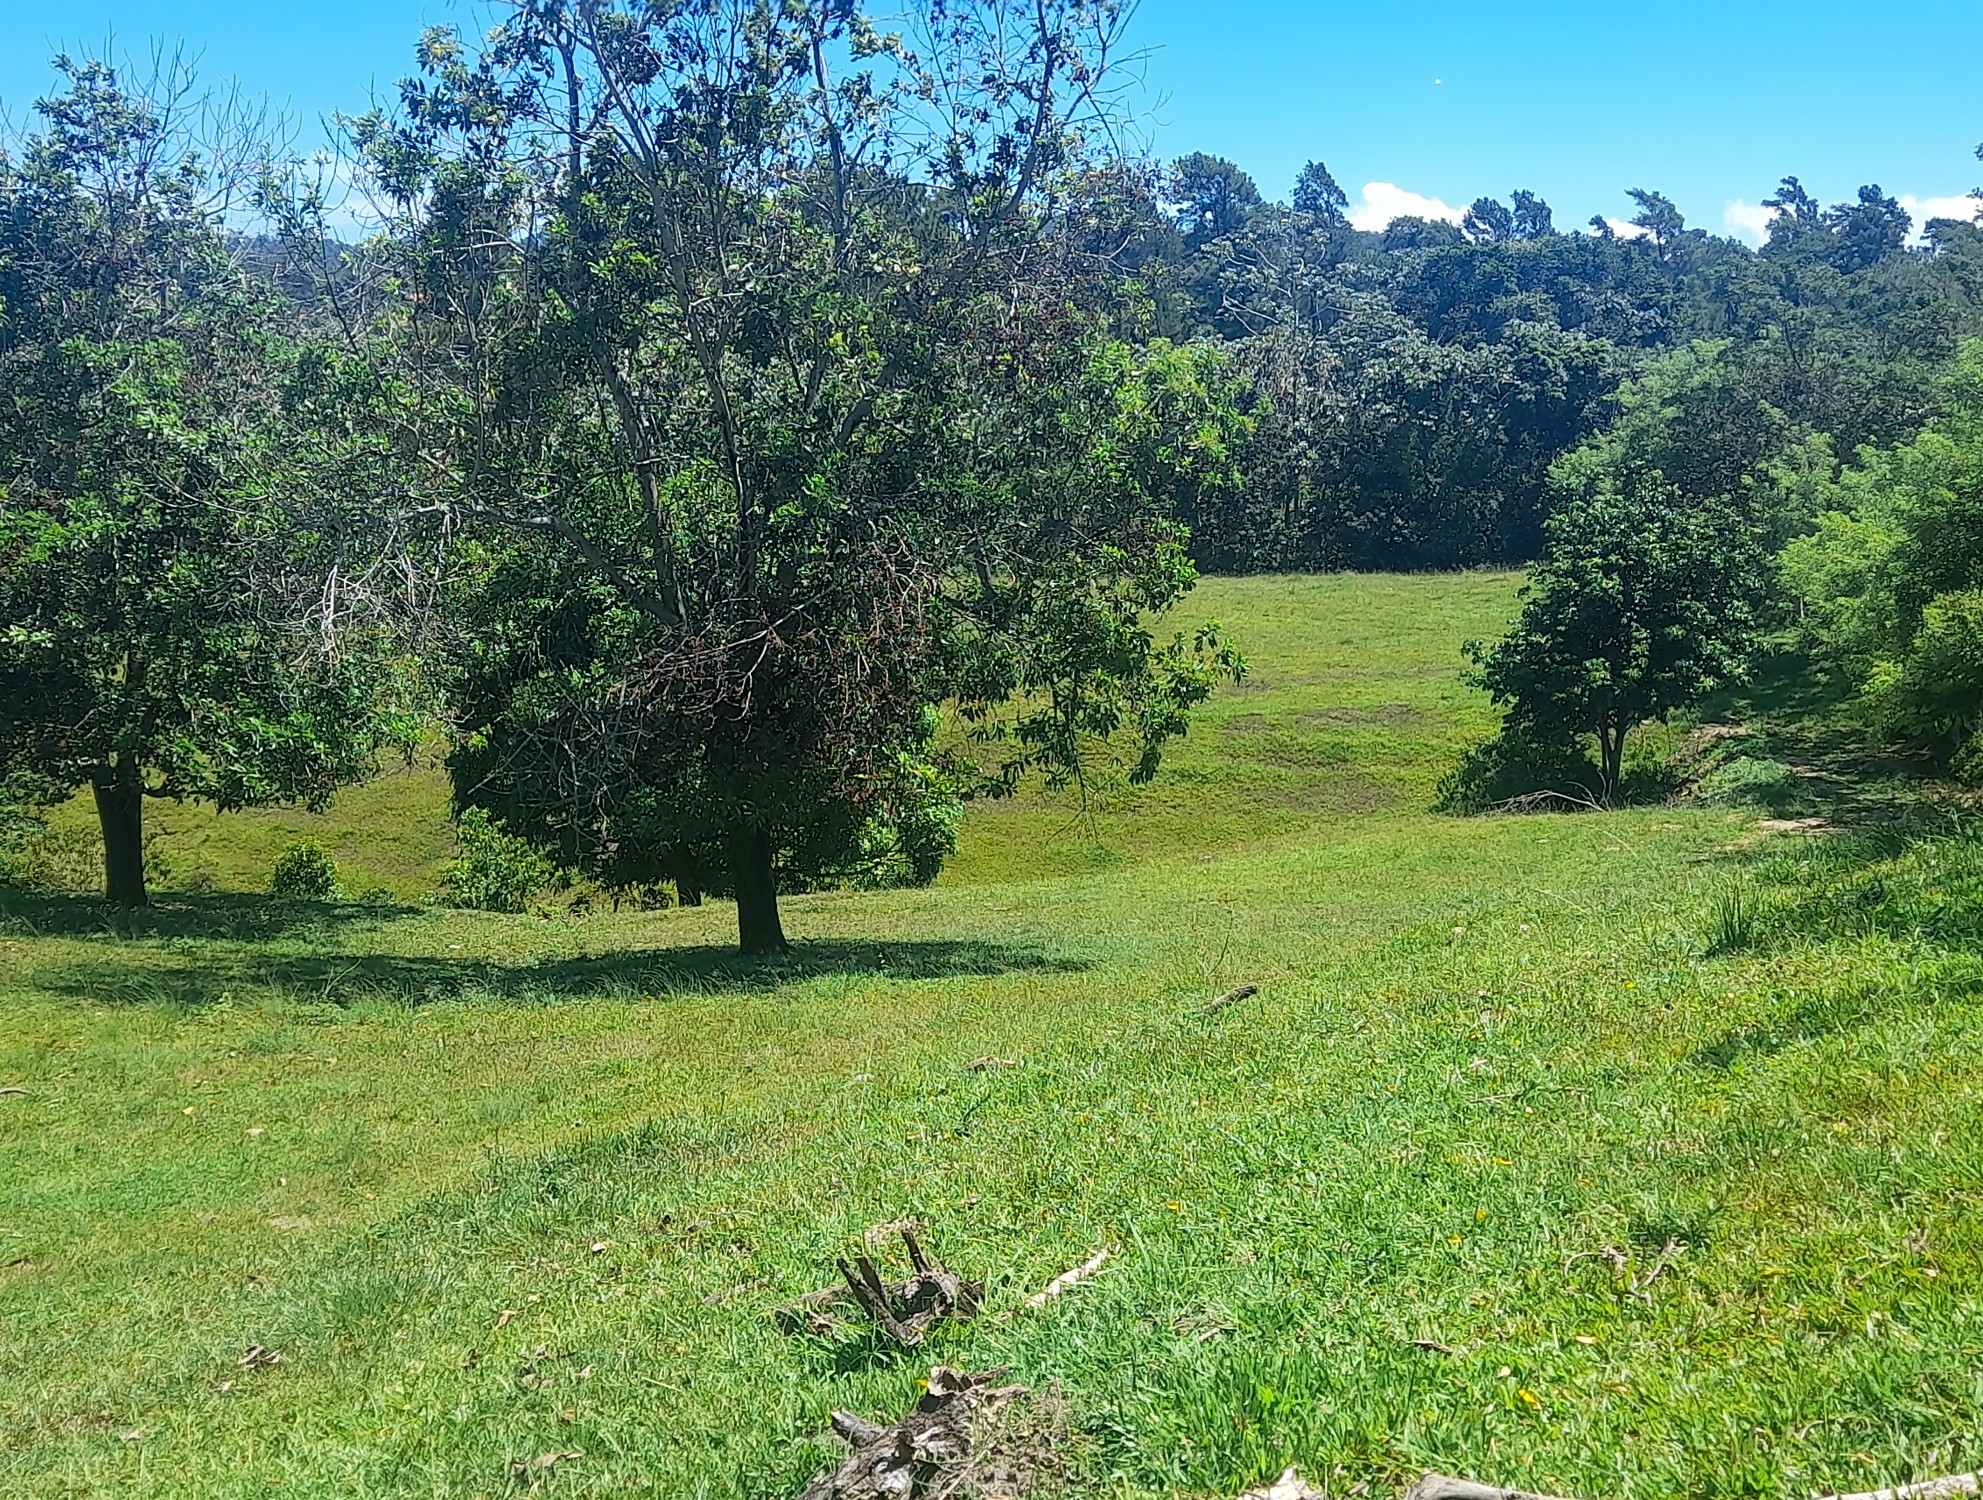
[4, 573, 1983, 1498]
[1687, 642, 1953, 830]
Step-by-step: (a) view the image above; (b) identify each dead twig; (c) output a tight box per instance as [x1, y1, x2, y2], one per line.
[777, 1230, 980, 1344]
[1204, 983, 1260, 1015]
[1487, 788, 1604, 816]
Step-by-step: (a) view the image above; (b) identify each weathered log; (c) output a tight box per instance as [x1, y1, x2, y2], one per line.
[777, 1230, 982, 1345]
[798, 1366, 1027, 1500]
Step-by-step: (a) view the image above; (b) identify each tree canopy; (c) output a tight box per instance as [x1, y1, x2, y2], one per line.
[9, 15, 1983, 915]
[0, 58, 416, 904]
[320, 0, 1243, 950]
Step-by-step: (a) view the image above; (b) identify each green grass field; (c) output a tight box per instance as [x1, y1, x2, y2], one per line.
[3, 572, 1981, 1500]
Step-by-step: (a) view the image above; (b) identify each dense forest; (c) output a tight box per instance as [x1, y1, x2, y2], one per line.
[1133, 159, 1983, 573]
[8, 1, 1983, 949]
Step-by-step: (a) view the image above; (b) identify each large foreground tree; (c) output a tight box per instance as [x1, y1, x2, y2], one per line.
[349, 0, 1242, 952]
[0, 58, 417, 904]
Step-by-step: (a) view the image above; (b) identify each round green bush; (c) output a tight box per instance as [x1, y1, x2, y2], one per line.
[271, 840, 342, 901]
[438, 809, 554, 913]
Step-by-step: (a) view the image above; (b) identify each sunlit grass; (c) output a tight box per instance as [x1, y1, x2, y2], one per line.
[3, 572, 1981, 1499]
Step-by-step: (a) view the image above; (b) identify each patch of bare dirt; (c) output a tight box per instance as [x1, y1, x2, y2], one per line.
[1300, 703, 1428, 728]
[1267, 776, 1399, 816]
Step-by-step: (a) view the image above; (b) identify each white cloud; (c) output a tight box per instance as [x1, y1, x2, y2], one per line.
[1899, 192, 1980, 236]
[1602, 217, 1651, 241]
[1722, 199, 1775, 245]
[1723, 190, 1980, 246]
[1346, 181, 1464, 233]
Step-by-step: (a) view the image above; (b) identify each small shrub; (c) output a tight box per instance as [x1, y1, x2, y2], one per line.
[853, 793, 963, 889]
[1694, 755, 1802, 813]
[438, 808, 555, 913]
[271, 840, 342, 901]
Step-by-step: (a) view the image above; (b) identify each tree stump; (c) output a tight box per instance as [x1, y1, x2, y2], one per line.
[798, 1367, 1027, 1500]
[778, 1231, 982, 1345]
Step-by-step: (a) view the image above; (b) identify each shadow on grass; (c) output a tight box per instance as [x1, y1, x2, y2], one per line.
[0, 889, 423, 942]
[24, 936, 1091, 1010]
[1691, 643, 1950, 829]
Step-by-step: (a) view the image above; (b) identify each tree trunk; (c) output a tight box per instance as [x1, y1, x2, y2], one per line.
[672, 845, 703, 907]
[729, 825, 787, 955]
[91, 759, 148, 907]
[1599, 724, 1627, 799]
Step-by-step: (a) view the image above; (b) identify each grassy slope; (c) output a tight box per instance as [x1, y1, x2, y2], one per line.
[2, 572, 1980, 1500]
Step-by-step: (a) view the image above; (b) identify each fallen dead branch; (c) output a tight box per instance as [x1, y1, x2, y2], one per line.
[777, 1230, 981, 1344]
[1487, 788, 1604, 816]
[1204, 983, 1260, 1015]
[0, 1087, 26, 1097]
[1008, 1247, 1112, 1317]
[1408, 1479, 1584, 1500]
[798, 1366, 1029, 1500]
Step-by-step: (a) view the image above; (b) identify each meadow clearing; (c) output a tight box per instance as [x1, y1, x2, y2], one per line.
[2, 572, 1980, 1498]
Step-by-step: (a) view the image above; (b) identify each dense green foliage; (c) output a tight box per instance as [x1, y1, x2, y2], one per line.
[0, 60, 418, 905]
[6, 8, 1983, 1494]
[1139, 162, 1979, 573]
[1467, 484, 1765, 793]
[11, 22, 1983, 912]
[434, 807, 555, 914]
[290, 0, 1249, 952]
[269, 840, 342, 902]
[1780, 344, 1983, 765]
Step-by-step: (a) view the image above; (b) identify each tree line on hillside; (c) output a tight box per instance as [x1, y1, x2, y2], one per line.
[6, 4, 1983, 948]
[1130, 156, 1983, 573]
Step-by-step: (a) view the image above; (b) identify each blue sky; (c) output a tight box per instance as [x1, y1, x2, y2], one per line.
[4, 0, 1980, 241]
